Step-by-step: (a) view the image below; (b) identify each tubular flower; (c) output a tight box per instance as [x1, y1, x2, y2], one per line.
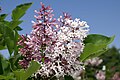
[18, 2, 89, 79]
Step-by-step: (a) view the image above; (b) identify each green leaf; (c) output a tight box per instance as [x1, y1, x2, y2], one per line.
[0, 22, 5, 34]
[0, 21, 10, 32]
[80, 43, 107, 61]
[89, 48, 108, 59]
[3, 24, 14, 40]
[0, 55, 3, 75]
[9, 20, 23, 30]
[84, 34, 115, 45]
[13, 69, 25, 80]
[14, 30, 20, 56]
[0, 34, 2, 37]
[24, 60, 40, 80]
[5, 37, 14, 55]
[0, 74, 15, 80]
[80, 34, 115, 61]
[14, 26, 23, 31]
[0, 75, 6, 79]
[1, 59, 11, 75]
[0, 14, 8, 21]
[12, 2, 32, 20]
[0, 23, 7, 50]
[0, 36, 6, 50]
[14, 60, 40, 80]
[0, 22, 15, 52]
[0, 45, 6, 50]
[3, 27, 15, 55]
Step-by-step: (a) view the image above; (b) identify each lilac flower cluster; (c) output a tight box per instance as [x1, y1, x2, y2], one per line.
[18, 2, 89, 79]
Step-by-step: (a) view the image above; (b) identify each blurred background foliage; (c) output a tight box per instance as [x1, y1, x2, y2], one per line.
[84, 46, 120, 80]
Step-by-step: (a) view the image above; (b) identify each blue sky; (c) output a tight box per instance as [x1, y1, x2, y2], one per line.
[0, 0, 120, 57]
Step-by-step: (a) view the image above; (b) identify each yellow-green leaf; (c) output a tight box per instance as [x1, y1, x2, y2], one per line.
[12, 2, 32, 20]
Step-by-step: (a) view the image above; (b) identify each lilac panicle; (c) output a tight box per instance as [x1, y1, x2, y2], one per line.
[18, 2, 57, 68]
[18, 2, 89, 79]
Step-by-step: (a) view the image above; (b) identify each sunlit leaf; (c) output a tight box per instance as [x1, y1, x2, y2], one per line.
[13, 69, 25, 80]
[89, 48, 108, 59]
[9, 20, 23, 30]
[0, 74, 15, 80]
[12, 2, 32, 20]
[14, 60, 40, 80]
[24, 60, 40, 80]
[80, 34, 115, 61]
[80, 43, 107, 61]
[84, 34, 115, 45]
[0, 75, 7, 79]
